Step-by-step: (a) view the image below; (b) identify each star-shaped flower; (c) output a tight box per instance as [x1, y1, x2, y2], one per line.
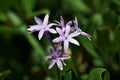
[44, 47, 71, 70]
[73, 17, 91, 40]
[53, 25, 80, 53]
[28, 14, 57, 40]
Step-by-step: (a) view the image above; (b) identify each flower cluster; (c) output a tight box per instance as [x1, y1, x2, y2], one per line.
[28, 14, 91, 70]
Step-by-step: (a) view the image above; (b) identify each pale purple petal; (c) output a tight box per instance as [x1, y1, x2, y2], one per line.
[28, 25, 40, 32]
[74, 16, 78, 25]
[86, 34, 91, 40]
[68, 38, 80, 46]
[29, 25, 39, 28]
[38, 30, 44, 40]
[74, 17, 78, 29]
[28, 25, 40, 29]
[48, 29, 57, 34]
[49, 60, 56, 69]
[76, 28, 82, 32]
[43, 14, 49, 26]
[47, 23, 56, 28]
[44, 55, 52, 60]
[61, 59, 66, 66]
[79, 31, 91, 40]
[65, 25, 70, 37]
[69, 31, 80, 37]
[60, 16, 64, 27]
[66, 21, 72, 26]
[70, 27, 75, 31]
[56, 59, 63, 70]
[54, 20, 60, 24]
[64, 40, 69, 53]
[53, 37, 62, 42]
[61, 55, 71, 60]
[56, 27, 63, 35]
[34, 17, 42, 25]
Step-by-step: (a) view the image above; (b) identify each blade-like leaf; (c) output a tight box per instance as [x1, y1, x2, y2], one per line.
[21, 0, 36, 14]
[64, 71, 72, 80]
[0, 70, 11, 80]
[63, 0, 90, 13]
[78, 37, 101, 59]
[88, 68, 110, 80]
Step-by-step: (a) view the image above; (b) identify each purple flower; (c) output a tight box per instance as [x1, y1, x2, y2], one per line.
[28, 14, 57, 40]
[73, 17, 91, 40]
[44, 47, 71, 70]
[55, 16, 72, 32]
[53, 25, 80, 53]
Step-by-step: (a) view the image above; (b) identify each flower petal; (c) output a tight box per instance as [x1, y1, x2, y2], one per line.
[74, 17, 78, 25]
[56, 27, 64, 35]
[80, 31, 91, 40]
[34, 16, 42, 25]
[47, 23, 56, 28]
[73, 17, 79, 29]
[57, 59, 63, 70]
[61, 55, 71, 60]
[60, 16, 64, 27]
[49, 60, 56, 69]
[64, 40, 69, 53]
[28, 25, 40, 32]
[53, 37, 62, 42]
[70, 27, 75, 31]
[68, 38, 80, 46]
[54, 20, 60, 25]
[44, 55, 52, 60]
[66, 21, 72, 26]
[38, 30, 44, 40]
[69, 31, 80, 37]
[65, 25, 70, 37]
[48, 29, 57, 34]
[61, 59, 66, 66]
[43, 14, 49, 26]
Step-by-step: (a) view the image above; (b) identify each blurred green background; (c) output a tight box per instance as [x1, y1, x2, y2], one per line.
[0, 0, 120, 80]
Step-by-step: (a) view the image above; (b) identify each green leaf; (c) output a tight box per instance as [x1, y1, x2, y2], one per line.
[0, 25, 19, 36]
[87, 68, 110, 80]
[78, 37, 101, 59]
[113, 25, 120, 53]
[0, 0, 15, 11]
[64, 71, 72, 80]
[96, 28, 113, 54]
[62, 70, 78, 80]
[7, 11, 22, 26]
[111, 0, 120, 6]
[0, 11, 7, 21]
[21, 0, 36, 14]
[92, 13, 103, 27]
[63, 0, 90, 13]
[31, 9, 50, 17]
[0, 70, 11, 80]
[104, 71, 110, 80]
